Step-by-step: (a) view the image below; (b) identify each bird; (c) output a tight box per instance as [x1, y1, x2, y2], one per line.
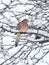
[15, 19, 28, 47]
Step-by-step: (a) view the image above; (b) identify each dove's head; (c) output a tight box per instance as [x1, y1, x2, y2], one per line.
[23, 19, 28, 23]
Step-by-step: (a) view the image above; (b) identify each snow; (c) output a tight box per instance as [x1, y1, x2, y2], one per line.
[0, 0, 49, 65]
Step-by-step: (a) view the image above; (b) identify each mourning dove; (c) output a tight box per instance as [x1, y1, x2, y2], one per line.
[15, 19, 28, 47]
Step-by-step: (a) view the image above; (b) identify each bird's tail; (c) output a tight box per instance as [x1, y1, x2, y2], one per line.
[15, 33, 21, 47]
[17, 32, 21, 38]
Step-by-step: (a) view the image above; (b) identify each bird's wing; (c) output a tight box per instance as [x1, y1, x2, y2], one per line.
[16, 23, 21, 31]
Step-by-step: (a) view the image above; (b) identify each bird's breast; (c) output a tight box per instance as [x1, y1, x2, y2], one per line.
[20, 26, 28, 32]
